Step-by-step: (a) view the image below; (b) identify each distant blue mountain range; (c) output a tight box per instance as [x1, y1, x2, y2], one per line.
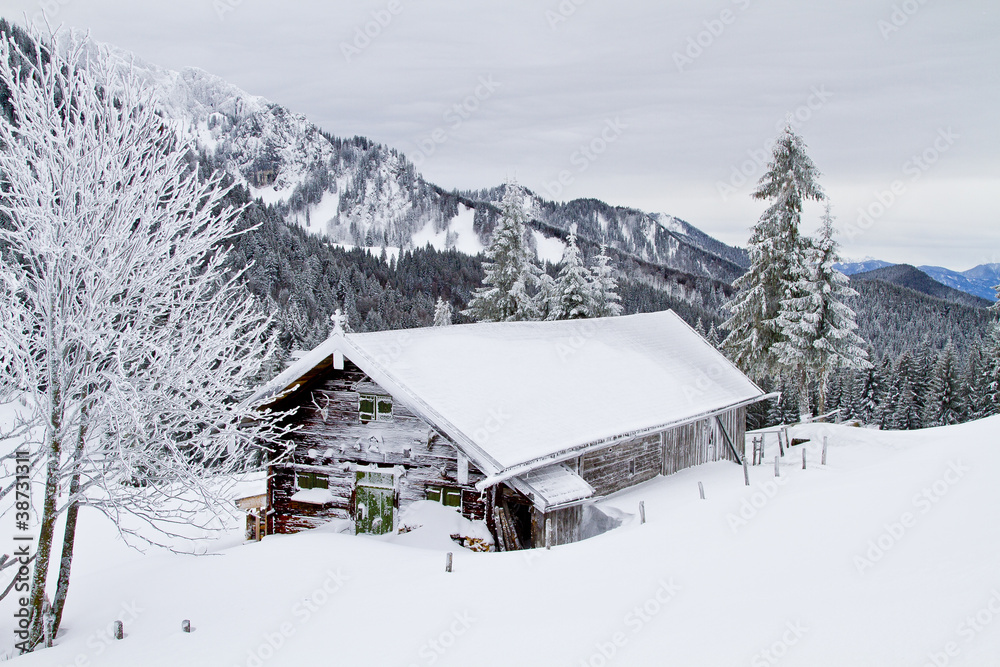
[834, 261, 1000, 303]
[833, 259, 896, 276]
[920, 265, 1000, 302]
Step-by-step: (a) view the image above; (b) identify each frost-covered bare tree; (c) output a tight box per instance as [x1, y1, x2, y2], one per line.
[0, 26, 290, 651]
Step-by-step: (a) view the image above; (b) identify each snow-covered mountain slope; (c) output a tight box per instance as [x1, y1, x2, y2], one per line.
[962, 263, 1000, 290]
[72, 33, 746, 281]
[6, 415, 1000, 666]
[833, 259, 896, 275]
[919, 265, 999, 303]
[850, 264, 992, 309]
[837, 260, 998, 303]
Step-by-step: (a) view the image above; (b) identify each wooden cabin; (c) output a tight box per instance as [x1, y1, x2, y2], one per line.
[240, 310, 769, 550]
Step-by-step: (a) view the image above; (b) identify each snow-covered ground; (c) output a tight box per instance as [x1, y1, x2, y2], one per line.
[4, 417, 1000, 666]
[411, 204, 485, 256]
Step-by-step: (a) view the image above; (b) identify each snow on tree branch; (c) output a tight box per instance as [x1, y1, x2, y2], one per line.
[0, 24, 294, 651]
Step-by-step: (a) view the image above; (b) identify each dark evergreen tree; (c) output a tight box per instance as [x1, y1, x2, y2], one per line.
[892, 379, 922, 430]
[854, 362, 883, 424]
[923, 342, 964, 426]
[962, 346, 989, 420]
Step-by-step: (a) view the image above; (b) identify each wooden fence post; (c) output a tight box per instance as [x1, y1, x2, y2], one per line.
[802, 448, 807, 470]
[445, 552, 453, 573]
[742, 457, 750, 486]
[774, 455, 780, 477]
[778, 431, 785, 457]
[822, 436, 828, 466]
[698, 481, 705, 500]
[639, 501, 646, 524]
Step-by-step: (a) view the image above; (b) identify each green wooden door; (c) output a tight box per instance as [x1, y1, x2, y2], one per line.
[355, 470, 395, 535]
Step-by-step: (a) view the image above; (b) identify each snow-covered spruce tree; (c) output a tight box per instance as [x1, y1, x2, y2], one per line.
[0, 28, 289, 651]
[922, 342, 965, 427]
[590, 243, 623, 318]
[705, 323, 721, 349]
[961, 346, 990, 420]
[873, 355, 899, 427]
[535, 271, 559, 321]
[892, 379, 922, 431]
[853, 360, 885, 425]
[909, 345, 935, 423]
[981, 320, 1000, 414]
[549, 225, 596, 320]
[463, 180, 542, 322]
[773, 206, 871, 415]
[722, 126, 825, 382]
[766, 389, 785, 427]
[985, 287, 1000, 413]
[432, 297, 453, 326]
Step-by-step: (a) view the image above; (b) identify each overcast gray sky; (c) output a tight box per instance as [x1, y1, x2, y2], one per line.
[5, 0, 998, 270]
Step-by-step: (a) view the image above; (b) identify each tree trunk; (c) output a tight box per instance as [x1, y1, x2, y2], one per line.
[816, 375, 828, 417]
[26, 433, 61, 652]
[797, 371, 811, 419]
[50, 417, 87, 638]
[49, 479, 80, 637]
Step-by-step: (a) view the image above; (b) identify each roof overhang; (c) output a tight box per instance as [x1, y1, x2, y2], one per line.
[507, 463, 595, 512]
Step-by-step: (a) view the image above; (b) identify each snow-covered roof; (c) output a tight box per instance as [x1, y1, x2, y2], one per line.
[253, 311, 766, 481]
[510, 464, 595, 510]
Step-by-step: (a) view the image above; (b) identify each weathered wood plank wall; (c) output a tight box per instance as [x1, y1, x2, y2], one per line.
[580, 432, 662, 497]
[268, 359, 486, 535]
[577, 406, 747, 498]
[660, 407, 746, 476]
[540, 505, 583, 547]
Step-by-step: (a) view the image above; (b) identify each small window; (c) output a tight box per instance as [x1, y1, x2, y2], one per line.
[628, 458, 636, 477]
[443, 488, 462, 508]
[359, 395, 375, 422]
[426, 485, 462, 509]
[297, 472, 329, 490]
[360, 393, 392, 423]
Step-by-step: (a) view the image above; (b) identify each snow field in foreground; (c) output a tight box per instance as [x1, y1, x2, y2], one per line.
[3, 417, 1000, 666]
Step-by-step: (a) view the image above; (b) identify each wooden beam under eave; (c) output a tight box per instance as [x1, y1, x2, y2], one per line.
[715, 415, 742, 464]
